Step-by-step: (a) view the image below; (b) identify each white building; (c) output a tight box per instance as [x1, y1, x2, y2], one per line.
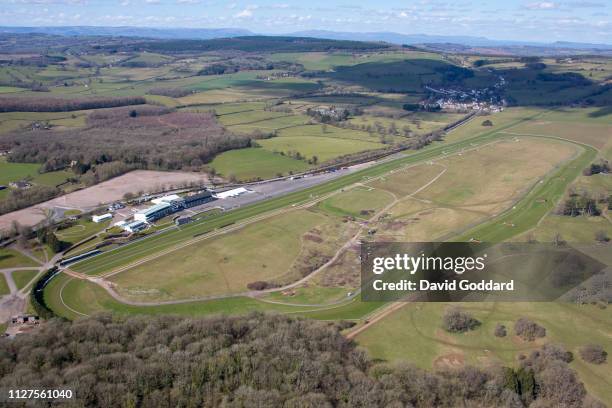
[151, 194, 182, 205]
[123, 220, 147, 233]
[214, 187, 251, 199]
[92, 213, 112, 223]
[134, 202, 173, 222]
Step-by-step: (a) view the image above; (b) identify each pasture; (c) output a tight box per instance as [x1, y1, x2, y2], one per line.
[108, 210, 332, 301]
[354, 302, 612, 405]
[12, 269, 39, 290]
[0, 248, 39, 269]
[210, 148, 310, 180]
[317, 186, 395, 220]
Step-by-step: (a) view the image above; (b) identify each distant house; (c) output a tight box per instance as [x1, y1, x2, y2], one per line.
[92, 213, 113, 223]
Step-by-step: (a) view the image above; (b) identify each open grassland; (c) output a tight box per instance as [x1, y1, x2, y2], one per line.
[317, 186, 395, 220]
[355, 302, 612, 405]
[0, 274, 9, 295]
[207, 101, 268, 115]
[0, 248, 39, 269]
[55, 218, 110, 246]
[370, 138, 578, 242]
[226, 114, 310, 134]
[108, 210, 329, 301]
[210, 148, 310, 180]
[45, 272, 379, 321]
[348, 112, 465, 136]
[66, 109, 548, 277]
[0, 156, 73, 195]
[523, 214, 612, 244]
[258, 135, 382, 162]
[266, 51, 427, 71]
[12, 269, 39, 290]
[0, 111, 87, 133]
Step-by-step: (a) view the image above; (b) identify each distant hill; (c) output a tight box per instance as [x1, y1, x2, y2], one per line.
[125, 36, 390, 53]
[0, 26, 254, 40]
[290, 30, 612, 51]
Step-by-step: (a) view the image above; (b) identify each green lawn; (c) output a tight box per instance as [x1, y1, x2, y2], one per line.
[210, 148, 310, 180]
[69, 111, 545, 277]
[0, 273, 9, 295]
[355, 302, 612, 405]
[317, 186, 395, 219]
[12, 269, 39, 291]
[0, 248, 39, 269]
[55, 218, 111, 246]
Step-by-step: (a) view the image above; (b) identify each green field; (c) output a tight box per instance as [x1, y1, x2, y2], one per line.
[317, 186, 395, 219]
[109, 210, 329, 301]
[0, 273, 9, 295]
[355, 302, 612, 405]
[55, 218, 110, 247]
[210, 148, 310, 180]
[0, 248, 39, 269]
[12, 269, 39, 290]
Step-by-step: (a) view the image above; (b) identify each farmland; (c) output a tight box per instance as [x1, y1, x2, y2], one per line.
[0, 32, 610, 406]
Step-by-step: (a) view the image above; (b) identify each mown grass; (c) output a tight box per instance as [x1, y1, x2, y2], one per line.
[69, 110, 544, 277]
[0, 248, 39, 269]
[210, 148, 310, 180]
[12, 269, 39, 290]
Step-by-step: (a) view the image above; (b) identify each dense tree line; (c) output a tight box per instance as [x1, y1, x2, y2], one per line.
[0, 106, 251, 172]
[0, 96, 146, 113]
[0, 185, 59, 216]
[147, 87, 193, 98]
[0, 313, 604, 408]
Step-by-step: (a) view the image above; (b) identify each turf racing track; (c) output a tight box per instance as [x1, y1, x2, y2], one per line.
[45, 111, 597, 320]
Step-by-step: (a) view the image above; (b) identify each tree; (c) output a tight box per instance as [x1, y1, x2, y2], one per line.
[442, 307, 480, 333]
[514, 317, 546, 341]
[482, 119, 493, 126]
[45, 231, 63, 253]
[494, 323, 507, 337]
[579, 344, 607, 364]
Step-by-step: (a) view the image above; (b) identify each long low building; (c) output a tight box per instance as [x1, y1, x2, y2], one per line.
[214, 187, 251, 199]
[92, 213, 112, 223]
[134, 202, 173, 222]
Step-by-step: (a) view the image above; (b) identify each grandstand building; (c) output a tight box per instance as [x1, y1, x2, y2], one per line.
[134, 202, 173, 222]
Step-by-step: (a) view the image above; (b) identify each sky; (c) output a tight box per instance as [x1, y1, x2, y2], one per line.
[1, 0, 611, 44]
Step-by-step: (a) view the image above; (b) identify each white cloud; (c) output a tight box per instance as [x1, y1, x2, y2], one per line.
[176, 0, 200, 3]
[525, 2, 558, 9]
[235, 8, 252, 18]
[144, 0, 160, 4]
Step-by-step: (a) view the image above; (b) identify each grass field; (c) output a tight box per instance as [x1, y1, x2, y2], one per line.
[0, 273, 9, 295]
[0, 157, 75, 199]
[355, 302, 612, 405]
[65, 109, 550, 277]
[317, 186, 395, 219]
[108, 210, 330, 301]
[12, 269, 39, 290]
[210, 148, 310, 180]
[0, 248, 39, 269]
[55, 218, 110, 247]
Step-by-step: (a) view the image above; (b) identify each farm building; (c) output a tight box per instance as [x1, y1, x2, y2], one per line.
[123, 220, 147, 233]
[215, 187, 251, 199]
[92, 213, 112, 223]
[134, 202, 173, 222]
[183, 190, 215, 208]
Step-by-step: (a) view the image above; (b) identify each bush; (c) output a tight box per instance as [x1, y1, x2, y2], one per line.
[482, 119, 493, 126]
[494, 323, 507, 337]
[442, 307, 480, 333]
[579, 344, 607, 364]
[514, 317, 546, 341]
